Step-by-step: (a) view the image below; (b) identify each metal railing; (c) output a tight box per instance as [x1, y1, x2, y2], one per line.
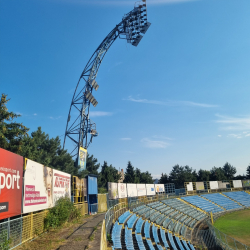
[0, 203, 88, 249]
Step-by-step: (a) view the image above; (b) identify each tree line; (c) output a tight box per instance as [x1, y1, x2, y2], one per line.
[1, 94, 250, 192]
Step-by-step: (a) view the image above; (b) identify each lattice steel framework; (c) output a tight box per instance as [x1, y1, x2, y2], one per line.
[63, 0, 151, 158]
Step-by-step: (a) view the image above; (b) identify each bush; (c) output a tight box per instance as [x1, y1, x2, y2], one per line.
[45, 197, 81, 229]
[0, 230, 11, 250]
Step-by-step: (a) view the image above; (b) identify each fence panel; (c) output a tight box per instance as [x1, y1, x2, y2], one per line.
[100, 219, 107, 250]
[98, 194, 107, 212]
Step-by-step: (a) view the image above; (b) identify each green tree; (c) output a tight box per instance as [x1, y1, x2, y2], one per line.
[210, 167, 226, 181]
[0, 94, 29, 154]
[197, 169, 210, 181]
[123, 161, 136, 183]
[159, 173, 168, 184]
[139, 171, 154, 184]
[246, 165, 250, 179]
[222, 162, 237, 180]
[21, 127, 79, 176]
[98, 161, 121, 189]
[168, 165, 197, 189]
[86, 154, 100, 175]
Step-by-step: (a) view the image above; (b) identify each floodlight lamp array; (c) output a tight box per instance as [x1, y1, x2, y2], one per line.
[121, 0, 151, 47]
[85, 91, 98, 107]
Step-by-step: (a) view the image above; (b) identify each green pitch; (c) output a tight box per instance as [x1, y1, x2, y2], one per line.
[214, 209, 250, 246]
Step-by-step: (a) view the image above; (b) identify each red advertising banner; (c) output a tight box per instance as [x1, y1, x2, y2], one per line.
[0, 148, 23, 220]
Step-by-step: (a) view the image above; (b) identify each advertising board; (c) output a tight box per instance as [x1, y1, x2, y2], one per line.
[118, 183, 127, 198]
[0, 148, 23, 220]
[155, 184, 165, 193]
[218, 181, 230, 189]
[137, 184, 146, 196]
[146, 184, 155, 196]
[196, 182, 205, 191]
[242, 180, 250, 187]
[108, 182, 118, 199]
[233, 180, 242, 188]
[186, 182, 193, 191]
[209, 181, 219, 190]
[127, 183, 137, 197]
[53, 169, 71, 205]
[78, 147, 87, 170]
[23, 159, 53, 213]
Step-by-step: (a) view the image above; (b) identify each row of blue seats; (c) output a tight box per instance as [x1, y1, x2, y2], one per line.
[135, 234, 146, 250]
[112, 221, 122, 249]
[201, 193, 242, 210]
[118, 211, 132, 224]
[125, 226, 134, 250]
[182, 195, 224, 213]
[152, 224, 159, 244]
[135, 217, 144, 234]
[224, 191, 250, 207]
[127, 214, 138, 229]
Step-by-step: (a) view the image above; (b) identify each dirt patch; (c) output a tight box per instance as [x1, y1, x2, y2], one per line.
[17, 214, 105, 250]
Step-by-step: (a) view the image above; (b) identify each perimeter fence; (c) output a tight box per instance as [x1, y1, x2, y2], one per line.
[0, 203, 88, 250]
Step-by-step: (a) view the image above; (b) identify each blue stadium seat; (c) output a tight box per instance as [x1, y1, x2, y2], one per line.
[181, 195, 224, 213]
[160, 228, 169, 248]
[111, 221, 122, 249]
[167, 232, 178, 250]
[201, 193, 242, 210]
[223, 191, 250, 207]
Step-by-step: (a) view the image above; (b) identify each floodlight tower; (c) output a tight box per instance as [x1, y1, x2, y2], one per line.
[63, 0, 150, 168]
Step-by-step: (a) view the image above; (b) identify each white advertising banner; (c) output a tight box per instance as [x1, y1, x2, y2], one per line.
[186, 182, 193, 191]
[196, 182, 205, 191]
[218, 181, 230, 189]
[118, 183, 127, 198]
[53, 169, 71, 205]
[23, 159, 53, 213]
[146, 184, 155, 196]
[137, 184, 146, 196]
[108, 182, 118, 199]
[155, 184, 165, 193]
[209, 181, 219, 190]
[127, 183, 137, 197]
[233, 180, 243, 188]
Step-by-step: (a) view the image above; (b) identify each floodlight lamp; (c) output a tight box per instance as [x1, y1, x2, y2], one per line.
[140, 22, 151, 34]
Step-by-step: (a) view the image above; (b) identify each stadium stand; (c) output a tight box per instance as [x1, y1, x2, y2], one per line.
[176, 236, 185, 250]
[181, 195, 224, 213]
[201, 193, 242, 210]
[223, 191, 250, 207]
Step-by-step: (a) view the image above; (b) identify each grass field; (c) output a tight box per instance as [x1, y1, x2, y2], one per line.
[214, 209, 250, 247]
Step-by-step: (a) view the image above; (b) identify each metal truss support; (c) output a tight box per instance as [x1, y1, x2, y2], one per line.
[63, 0, 150, 159]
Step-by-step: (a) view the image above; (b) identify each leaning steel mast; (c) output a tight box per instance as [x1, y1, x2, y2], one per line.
[63, 0, 151, 163]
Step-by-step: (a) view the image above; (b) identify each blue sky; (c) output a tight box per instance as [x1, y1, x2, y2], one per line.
[1, 0, 250, 178]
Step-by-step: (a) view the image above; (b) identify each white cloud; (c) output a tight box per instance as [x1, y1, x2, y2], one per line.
[33, 113, 37, 116]
[49, 116, 62, 120]
[120, 138, 132, 141]
[89, 111, 113, 117]
[124, 96, 218, 108]
[246, 133, 250, 137]
[218, 135, 222, 137]
[141, 138, 169, 148]
[215, 114, 250, 131]
[152, 135, 173, 140]
[152, 174, 161, 179]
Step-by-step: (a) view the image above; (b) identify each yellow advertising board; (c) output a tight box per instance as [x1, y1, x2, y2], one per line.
[79, 147, 87, 170]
